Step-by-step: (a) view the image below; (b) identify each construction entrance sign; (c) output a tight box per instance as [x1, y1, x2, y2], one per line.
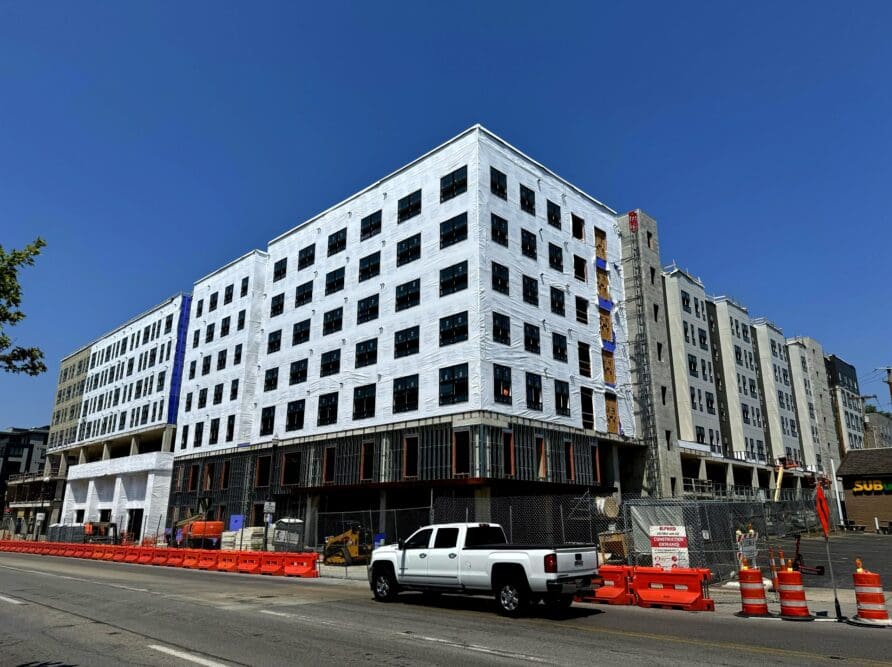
[649, 525, 689, 568]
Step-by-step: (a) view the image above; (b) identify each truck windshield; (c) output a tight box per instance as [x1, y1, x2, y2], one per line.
[465, 526, 507, 546]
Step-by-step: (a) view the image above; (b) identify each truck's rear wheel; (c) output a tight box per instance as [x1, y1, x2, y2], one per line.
[495, 579, 529, 617]
[372, 567, 399, 602]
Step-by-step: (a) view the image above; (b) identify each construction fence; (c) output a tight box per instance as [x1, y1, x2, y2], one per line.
[316, 490, 836, 581]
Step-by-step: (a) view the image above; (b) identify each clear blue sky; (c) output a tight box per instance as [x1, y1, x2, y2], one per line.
[2, 2, 890, 427]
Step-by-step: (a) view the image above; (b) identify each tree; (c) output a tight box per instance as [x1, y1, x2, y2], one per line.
[1, 237, 47, 375]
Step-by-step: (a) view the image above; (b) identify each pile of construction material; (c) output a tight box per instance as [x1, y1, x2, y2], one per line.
[221, 527, 274, 551]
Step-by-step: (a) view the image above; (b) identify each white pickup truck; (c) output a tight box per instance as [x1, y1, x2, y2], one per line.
[368, 522, 598, 616]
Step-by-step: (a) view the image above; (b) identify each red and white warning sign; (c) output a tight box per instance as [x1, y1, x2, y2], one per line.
[649, 525, 689, 568]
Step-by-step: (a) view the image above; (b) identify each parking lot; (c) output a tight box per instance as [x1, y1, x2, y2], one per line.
[767, 532, 891, 589]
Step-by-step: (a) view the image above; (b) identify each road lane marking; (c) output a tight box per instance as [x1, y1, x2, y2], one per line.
[147, 644, 231, 667]
[404, 633, 553, 663]
[258, 610, 288, 617]
[0, 594, 25, 605]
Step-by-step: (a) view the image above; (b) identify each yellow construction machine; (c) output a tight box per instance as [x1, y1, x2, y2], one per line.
[323, 523, 372, 566]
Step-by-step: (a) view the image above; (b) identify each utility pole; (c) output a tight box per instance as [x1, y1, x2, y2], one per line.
[884, 369, 892, 407]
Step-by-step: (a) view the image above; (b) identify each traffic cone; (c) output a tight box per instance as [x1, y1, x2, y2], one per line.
[777, 559, 813, 621]
[848, 559, 892, 628]
[736, 557, 771, 617]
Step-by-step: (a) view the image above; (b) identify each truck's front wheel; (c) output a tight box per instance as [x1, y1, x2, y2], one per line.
[495, 579, 529, 617]
[372, 567, 399, 602]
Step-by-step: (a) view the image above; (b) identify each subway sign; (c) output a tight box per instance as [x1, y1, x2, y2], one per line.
[852, 479, 892, 493]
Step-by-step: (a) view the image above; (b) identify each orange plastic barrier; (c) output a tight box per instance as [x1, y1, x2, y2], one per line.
[112, 547, 127, 562]
[64, 544, 78, 558]
[737, 561, 770, 617]
[850, 558, 892, 627]
[588, 565, 635, 605]
[282, 552, 320, 578]
[260, 553, 285, 576]
[137, 548, 153, 565]
[73, 545, 90, 558]
[91, 546, 106, 560]
[165, 550, 185, 567]
[102, 547, 117, 561]
[217, 551, 239, 573]
[124, 547, 141, 563]
[237, 552, 261, 574]
[151, 549, 169, 566]
[198, 551, 219, 570]
[182, 549, 201, 569]
[632, 566, 715, 612]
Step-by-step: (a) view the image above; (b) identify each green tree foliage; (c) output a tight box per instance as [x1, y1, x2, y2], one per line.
[0, 237, 47, 375]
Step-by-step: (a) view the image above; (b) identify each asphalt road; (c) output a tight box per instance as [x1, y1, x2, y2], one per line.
[768, 533, 892, 589]
[1, 552, 890, 667]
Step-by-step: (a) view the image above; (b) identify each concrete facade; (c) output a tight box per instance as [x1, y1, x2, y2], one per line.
[864, 411, 892, 450]
[752, 320, 801, 463]
[825, 354, 865, 453]
[47, 346, 90, 451]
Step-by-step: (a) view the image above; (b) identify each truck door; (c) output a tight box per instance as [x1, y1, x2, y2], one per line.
[399, 527, 433, 583]
[426, 527, 461, 587]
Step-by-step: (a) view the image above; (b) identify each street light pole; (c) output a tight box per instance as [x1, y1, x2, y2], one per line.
[264, 436, 279, 551]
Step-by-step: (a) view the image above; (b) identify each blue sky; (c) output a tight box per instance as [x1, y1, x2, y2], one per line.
[2, 2, 890, 427]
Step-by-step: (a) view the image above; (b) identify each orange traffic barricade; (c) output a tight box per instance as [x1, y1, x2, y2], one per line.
[137, 548, 154, 565]
[91, 545, 106, 560]
[260, 553, 285, 576]
[182, 549, 201, 569]
[736, 558, 771, 617]
[151, 549, 169, 566]
[165, 550, 185, 567]
[197, 551, 219, 570]
[63, 544, 78, 558]
[217, 551, 238, 573]
[632, 566, 715, 612]
[777, 561, 813, 621]
[282, 552, 320, 578]
[112, 547, 127, 562]
[237, 552, 261, 574]
[591, 565, 635, 605]
[849, 559, 892, 627]
[124, 547, 141, 563]
[102, 547, 117, 561]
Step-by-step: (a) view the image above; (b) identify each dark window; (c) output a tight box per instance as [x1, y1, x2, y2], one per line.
[270, 293, 285, 317]
[356, 338, 378, 367]
[573, 255, 587, 282]
[295, 280, 313, 307]
[209, 293, 219, 312]
[359, 251, 380, 282]
[393, 374, 419, 413]
[397, 189, 422, 222]
[264, 368, 279, 392]
[201, 356, 211, 375]
[198, 388, 208, 408]
[196, 299, 204, 317]
[328, 228, 347, 256]
[552, 332, 568, 362]
[522, 275, 539, 306]
[292, 319, 310, 345]
[491, 213, 508, 246]
[395, 279, 421, 311]
[240, 277, 249, 297]
[217, 349, 227, 370]
[323, 447, 336, 483]
[547, 200, 561, 228]
[286, 400, 305, 432]
[524, 323, 541, 354]
[256, 456, 271, 486]
[490, 167, 507, 199]
[205, 323, 215, 343]
[439, 311, 468, 346]
[323, 307, 343, 335]
[550, 287, 565, 316]
[180, 425, 189, 450]
[298, 244, 315, 269]
[233, 344, 242, 365]
[224, 284, 233, 305]
[289, 359, 308, 385]
[194, 422, 204, 447]
[320, 349, 341, 377]
[555, 380, 571, 416]
[356, 294, 379, 324]
[185, 392, 192, 412]
[192, 329, 200, 348]
[260, 406, 275, 436]
[439, 363, 469, 405]
[440, 260, 468, 296]
[491, 262, 510, 295]
[325, 267, 345, 295]
[230, 379, 239, 400]
[220, 316, 230, 337]
[526, 373, 542, 410]
[209, 418, 220, 444]
[396, 233, 421, 266]
[394, 326, 420, 358]
[440, 165, 467, 202]
[493, 312, 511, 345]
[360, 210, 382, 241]
[521, 229, 537, 259]
[494, 364, 512, 404]
[548, 243, 563, 272]
[572, 214, 584, 240]
[282, 451, 302, 483]
[225, 415, 235, 442]
[440, 212, 467, 248]
[267, 329, 282, 354]
[520, 184, 535, 215]
[578, 341, 591, 377]
[273, 258, 287, 282]
[353, 384, 376, 420]
[317, 392, 338, 426]
[237, 310, 246, 330]
[361, 441, 374, 481]
[453, 430, 471, 476]
[576, 296, 588, 324]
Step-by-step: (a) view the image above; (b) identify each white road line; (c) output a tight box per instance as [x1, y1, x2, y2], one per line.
[258, 609, 289, 617]
[0, 594, 25, 605]
[147, 644, 230, 667]
[405, 634, 553, 663]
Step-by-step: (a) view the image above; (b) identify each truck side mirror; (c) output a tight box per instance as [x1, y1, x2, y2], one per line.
[397, 540, 405, 550]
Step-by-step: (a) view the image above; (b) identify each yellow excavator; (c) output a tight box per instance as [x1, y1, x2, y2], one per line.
[323, 523, 372, 566]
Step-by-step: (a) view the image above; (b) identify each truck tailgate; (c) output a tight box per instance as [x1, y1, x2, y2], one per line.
[554, 547, 598, 574]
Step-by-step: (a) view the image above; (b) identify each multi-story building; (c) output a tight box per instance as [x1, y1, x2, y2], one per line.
[1, 425, 50, 537]
[54, 294, 190, 541]
[864, 410, 892, 450]
[787, 336, 840, 474]
[752, 320, 801, 463]
[169, 125, 636, 537]
[707, 297, 766, 464]
[177, 251, 268, 454]
[47, 345, 90, 451]
[825, 354, 865, 454]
